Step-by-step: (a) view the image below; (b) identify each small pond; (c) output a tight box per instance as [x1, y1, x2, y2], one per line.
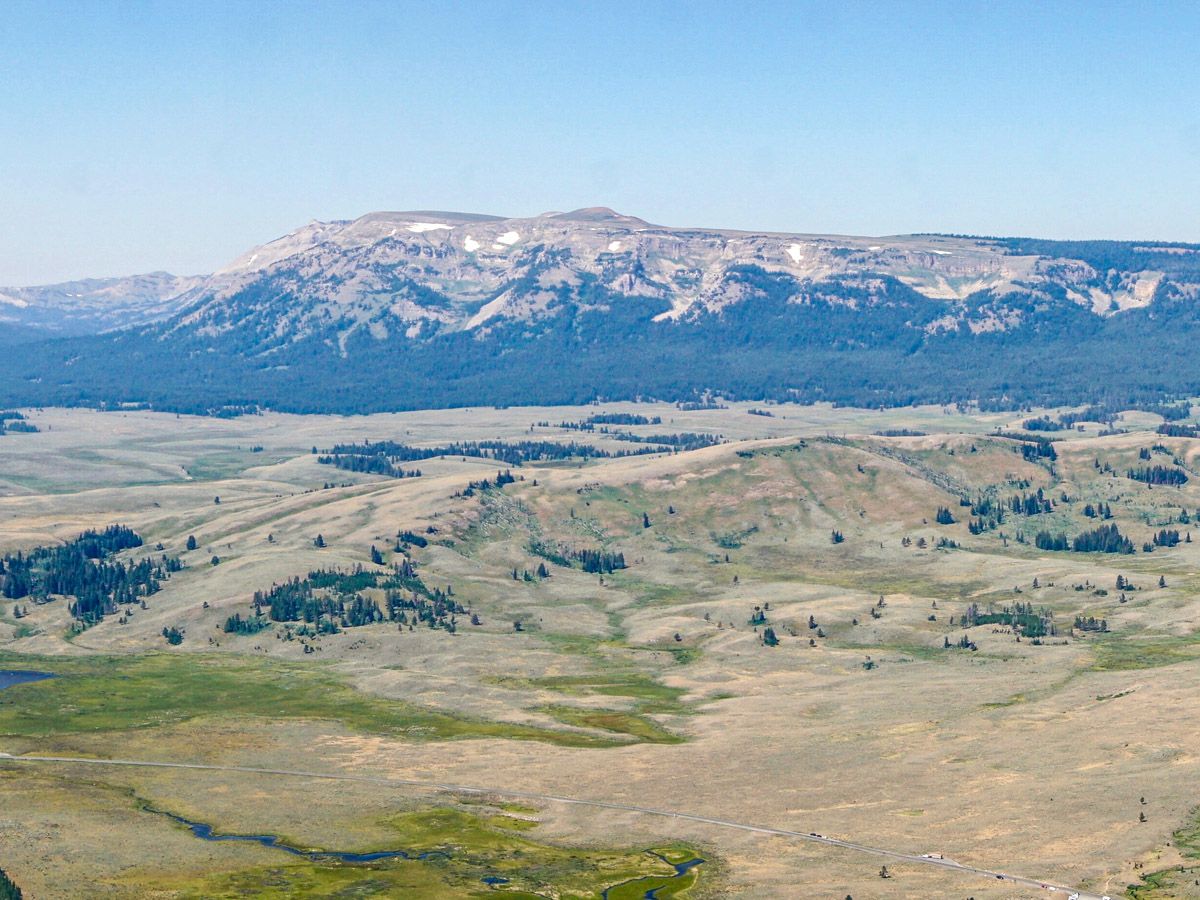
[0, 671, 54, 691]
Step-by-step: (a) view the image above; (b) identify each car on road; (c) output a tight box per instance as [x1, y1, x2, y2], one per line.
[920, 853, 944, 860]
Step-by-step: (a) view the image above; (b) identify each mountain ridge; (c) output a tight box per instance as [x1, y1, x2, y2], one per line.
[4, 209, 1200, 414]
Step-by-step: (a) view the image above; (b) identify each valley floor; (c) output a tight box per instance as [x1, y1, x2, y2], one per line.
[2, 401, 1199, 899]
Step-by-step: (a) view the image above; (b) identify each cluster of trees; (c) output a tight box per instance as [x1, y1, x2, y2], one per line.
[456, 469, 516, 497]
[223, 612, 269, 635]
[959, 489, 1055, 531]
[1022, 416, 1067, 432]
[0, 526, 181, 625]
[961, 601, 1054, 637]
[1127, 465, 1188, 486]
[314, 449, 422, 478]
[1074, 615, 1109, 633]
[1082, 502, 1114, 519]
[1020, 401, 1160, 432]
[608, 431, 722, 451]
[256, 575, 384, 627]
[318, 431, 715, 478]
[1152, 528, 1185, 548]
[993, 431, 1058, 461]
[396, 530, 429, 548]
[0, 410, 37, 436]
[322, 438, 614, 470]
[1157, 423, 1199, 438]
[581, 412, 662, 426]
[1037, 525, 1136, 554]
[512, 563, 551, 581]
[161, 625, 184, 645]
[529, 539, 629, 574]
[1008, 489, 1053, 516]
[571, 548, 628, 574]
[243, 555, 467, 636]
[960, 495, 1004, 534]
[385, 587, 466, 633]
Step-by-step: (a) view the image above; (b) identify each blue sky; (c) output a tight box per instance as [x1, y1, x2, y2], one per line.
[1, 1, 1198, 284]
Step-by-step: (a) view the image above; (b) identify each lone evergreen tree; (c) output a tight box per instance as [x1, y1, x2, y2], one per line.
[185, 534, 198, 551]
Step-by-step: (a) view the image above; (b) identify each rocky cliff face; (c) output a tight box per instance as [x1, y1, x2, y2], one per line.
[7, 209, 1193, 347]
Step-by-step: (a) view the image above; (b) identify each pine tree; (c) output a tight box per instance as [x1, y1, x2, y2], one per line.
[0, 864, 23, 900]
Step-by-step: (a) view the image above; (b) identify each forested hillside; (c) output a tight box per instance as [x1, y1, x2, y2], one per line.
[3, 211, 1200, 414]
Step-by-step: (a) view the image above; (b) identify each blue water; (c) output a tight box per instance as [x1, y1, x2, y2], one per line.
[0, 670, 54, 691]
[146, 807, 448, 863]
[152, 805, 704, 897]
[601, 850, 706, 899]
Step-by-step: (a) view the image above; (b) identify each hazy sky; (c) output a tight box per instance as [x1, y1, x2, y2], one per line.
[2, 1, 1198, 284]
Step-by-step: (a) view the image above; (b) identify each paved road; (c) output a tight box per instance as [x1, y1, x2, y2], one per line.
[0, 751, 1105, 898]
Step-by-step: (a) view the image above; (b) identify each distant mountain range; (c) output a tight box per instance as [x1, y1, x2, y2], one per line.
[3, 208, 1200, 414]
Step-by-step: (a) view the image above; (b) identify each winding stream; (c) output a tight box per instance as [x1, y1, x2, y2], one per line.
[144, 806, 448, 863]
[602, 850, 706, 899]
[148, 806, 705, 897]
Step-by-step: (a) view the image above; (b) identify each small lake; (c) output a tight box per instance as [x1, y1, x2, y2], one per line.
[0, 670, 54, 691]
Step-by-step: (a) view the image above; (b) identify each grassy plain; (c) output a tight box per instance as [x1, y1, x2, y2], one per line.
[3, 401, 1200, 897]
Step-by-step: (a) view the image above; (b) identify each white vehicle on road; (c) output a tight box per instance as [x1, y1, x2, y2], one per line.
[920, 852, 944, 859]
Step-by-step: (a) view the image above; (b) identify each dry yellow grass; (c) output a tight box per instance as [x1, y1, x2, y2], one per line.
[3, 403, 1200, 898]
